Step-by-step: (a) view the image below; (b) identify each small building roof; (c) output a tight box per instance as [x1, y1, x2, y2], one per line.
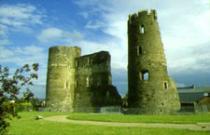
[178, 86, 210, 103]
[178, 86, 210, 93]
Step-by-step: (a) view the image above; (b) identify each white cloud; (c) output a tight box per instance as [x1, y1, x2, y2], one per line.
[0, 4, 47, 85]
[0, 45, 47, 85]
[0, 28, 6, 36]
[75, 0, 210, 74]
[85, 21, 105, 29]
[74, 0, 101, 8]
[15, 45, 44, 55]
[38, 27, 83, 43]
[0, 45, 46, 64]
[0, 4, 44, 34]
[200, 0, 210, 5]
[0, 47, 14, 59]
[38, 27, 64, 42]
[0, 39, 11, 46]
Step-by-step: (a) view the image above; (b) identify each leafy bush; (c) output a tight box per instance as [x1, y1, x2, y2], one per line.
[16, 102, 33, 112]
[0, 64, 38, 135]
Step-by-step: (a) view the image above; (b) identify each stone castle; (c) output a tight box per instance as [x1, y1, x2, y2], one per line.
[46, 47, 121, 112]
[46, 9, 181, 114]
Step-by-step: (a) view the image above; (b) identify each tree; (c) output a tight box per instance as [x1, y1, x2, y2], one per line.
[0, 63, 39, 135]
[23, 89, 34, 102]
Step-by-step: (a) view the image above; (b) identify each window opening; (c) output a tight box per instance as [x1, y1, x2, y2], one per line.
[140, 25, 145, 34]
[137, 46, 142, 56]
[140, 70, 149, 81]
[139, 46, 142, 54]
[164, 81, 168, 90]
[86, 77, 89, 87]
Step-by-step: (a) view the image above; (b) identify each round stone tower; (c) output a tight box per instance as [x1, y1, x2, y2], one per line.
[127, 10, 180, 114]
[46, 46, 81, 112]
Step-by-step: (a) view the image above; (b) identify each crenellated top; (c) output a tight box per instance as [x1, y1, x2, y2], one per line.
[128, 9, 157, 24]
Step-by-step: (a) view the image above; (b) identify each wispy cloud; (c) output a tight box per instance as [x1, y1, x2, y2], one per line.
[0, 4, 44, 34]
[0, 47, 14, 59]
[85, 21, 105, 29]
[0, 3, 46, 65]
[0, 45, 47, 84]
[73, 0, 210, 86]
[0, 39, 11, 46]
[75, 0, 210, 73]
[37, 27, 83, 43]
[0, 45, 46, 65]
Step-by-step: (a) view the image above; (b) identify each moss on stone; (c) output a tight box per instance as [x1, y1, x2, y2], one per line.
[127, 10, 180, 114]
[46, 48, 121, 112]
[46, 46, 81, 112]
[74, 51, 121, 112]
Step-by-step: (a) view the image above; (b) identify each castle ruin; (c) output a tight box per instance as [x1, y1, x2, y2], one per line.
[127, 10, 180, 114]
[46, 46, 121, 112]
[46, 9, 181, 114]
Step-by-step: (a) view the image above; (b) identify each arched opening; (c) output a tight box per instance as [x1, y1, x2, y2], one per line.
[140, 70, 149, 81]
[139, 25, 145, 34]
[143, 72, 149, 80]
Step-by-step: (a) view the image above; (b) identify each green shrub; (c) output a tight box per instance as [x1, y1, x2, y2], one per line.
[16, 102, 33, 112]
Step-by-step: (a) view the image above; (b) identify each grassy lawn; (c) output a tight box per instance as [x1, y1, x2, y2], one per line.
[67, 113, 210, 124]
[8, 112, 210, 135]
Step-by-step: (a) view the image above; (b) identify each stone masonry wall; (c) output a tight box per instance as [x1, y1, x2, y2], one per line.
[74, 51, 121, 112]
[46, 48, 121, 112]
[127, 10, 180, 114]
[46, 46, 81, 112]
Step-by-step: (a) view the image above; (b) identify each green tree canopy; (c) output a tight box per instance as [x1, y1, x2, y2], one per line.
[0, 63, 39, 135]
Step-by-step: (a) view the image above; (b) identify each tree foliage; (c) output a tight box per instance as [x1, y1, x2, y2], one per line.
[0, 63, 39, 135]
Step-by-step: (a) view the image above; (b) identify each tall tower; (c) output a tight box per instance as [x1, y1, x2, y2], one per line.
[46, 46, 81, 112]
[127, 10, 180, 114]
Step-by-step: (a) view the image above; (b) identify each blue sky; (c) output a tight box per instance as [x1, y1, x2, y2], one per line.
[0, 0, 210, 96]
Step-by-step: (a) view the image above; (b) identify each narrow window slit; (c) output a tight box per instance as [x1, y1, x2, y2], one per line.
[164, 81, 168, 90]
[137, 46, 142, 56]
[86, 77, 89, 87]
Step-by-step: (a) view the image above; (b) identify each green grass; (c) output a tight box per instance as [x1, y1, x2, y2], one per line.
[67, 113, 210, 124]
[8, 112, 210, 135]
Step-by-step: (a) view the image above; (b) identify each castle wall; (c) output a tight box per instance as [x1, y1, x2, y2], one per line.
[74, 51, 121, 112]
[46, 46, 81, 112]
[127, 10, 180, 114]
